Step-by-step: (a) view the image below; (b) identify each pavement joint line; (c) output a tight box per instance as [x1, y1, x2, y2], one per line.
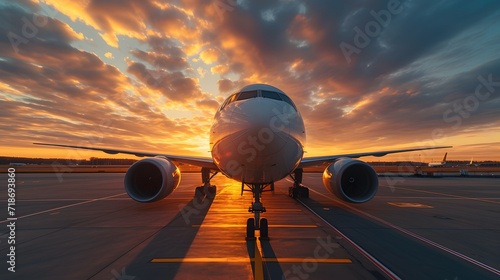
[376, 196, 500, 199]
[387, 202, 433, 208]
[0, 192, 127, 224]
[391, 186, 500, 205]
[308, 188, 500, 277]
[275, 183, 401, 279]
[296, 196, 401, 280]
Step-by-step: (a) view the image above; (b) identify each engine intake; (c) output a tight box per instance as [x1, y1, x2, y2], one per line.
[322, 158, 378, 203]
[124, 157, 181, 202]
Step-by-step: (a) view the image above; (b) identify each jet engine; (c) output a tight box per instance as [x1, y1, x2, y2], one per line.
[322, 158, 378, 203]
[124, 157, 181, 202]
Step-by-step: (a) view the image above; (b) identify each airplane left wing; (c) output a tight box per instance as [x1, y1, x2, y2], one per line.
[298, 146, 452, 168]
[33, 142, 218, 170]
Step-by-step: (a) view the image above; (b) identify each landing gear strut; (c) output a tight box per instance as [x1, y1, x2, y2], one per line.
[195, 167, 218, 198]
[288, 168, 309, 199]
[242, 183, 272, 239]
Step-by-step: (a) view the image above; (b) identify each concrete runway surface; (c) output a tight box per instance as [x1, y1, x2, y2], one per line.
[0, 173, 499, 280]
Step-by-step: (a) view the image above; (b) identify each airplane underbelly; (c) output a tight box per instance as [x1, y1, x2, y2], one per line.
[212, 130, 303, 183]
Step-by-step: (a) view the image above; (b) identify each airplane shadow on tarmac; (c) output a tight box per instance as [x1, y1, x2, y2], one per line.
[123, 192, 216, 279]
[250, 238, 285, 279]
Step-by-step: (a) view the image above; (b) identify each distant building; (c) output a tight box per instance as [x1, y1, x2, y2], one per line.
[9, 163, 27, 166]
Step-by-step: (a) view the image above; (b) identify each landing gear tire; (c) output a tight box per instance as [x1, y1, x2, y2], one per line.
[197, 167, 218, 198]
[246, 218, 255, 240]
[195, 186, 204, 198]
[260, 218, 269, 239]
[300, 186, 309, 198]
[195, 185, 216, 198]
[289, 186, 309, 199]
[207, 185, 216, 196]
[288, 168, 309, 199]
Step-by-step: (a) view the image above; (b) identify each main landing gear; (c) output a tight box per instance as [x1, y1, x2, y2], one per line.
[288, 168, 309, 199]
[242, 182, 274, 240]
[195, 167, 218, 198]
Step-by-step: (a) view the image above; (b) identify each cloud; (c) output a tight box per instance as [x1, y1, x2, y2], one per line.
[199, 48, 220, 65]
[0, 3, 213, 156]
[197, 66, 206, 78]
[126, 61, 202, 103]
[195, 98, 219, 111]
[41, 0, 150, 47]
[184, 0, 500, 155]
[1, 0, 500, 160]
[131, 49, 190, 72]
[41, 0, 202, 47]
[131, 36, 191, 72]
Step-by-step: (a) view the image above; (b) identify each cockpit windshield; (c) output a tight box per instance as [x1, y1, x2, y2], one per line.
[236, 90, 258, 100]
[261, 90, 281, 100]
[220, 89, 297, 111]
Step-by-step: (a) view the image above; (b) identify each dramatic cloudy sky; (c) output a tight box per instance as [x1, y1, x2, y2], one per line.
[1, 0, 500, 161]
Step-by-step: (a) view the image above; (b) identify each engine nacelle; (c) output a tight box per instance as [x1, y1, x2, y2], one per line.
[124, 157, 181, 202]
[322, 158, 378, 203]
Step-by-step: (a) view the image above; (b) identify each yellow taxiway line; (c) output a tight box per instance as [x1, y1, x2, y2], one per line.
[150, 257, 352, 263]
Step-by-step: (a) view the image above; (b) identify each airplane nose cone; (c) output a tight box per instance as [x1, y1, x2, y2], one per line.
[210, 97, 305, 183]
[231, 98, 294, 134]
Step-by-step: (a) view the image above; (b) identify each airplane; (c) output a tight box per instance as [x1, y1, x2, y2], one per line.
[35, 83, 451, 239]
[428, 152, 448, 167]
[467, 157, 483, 167]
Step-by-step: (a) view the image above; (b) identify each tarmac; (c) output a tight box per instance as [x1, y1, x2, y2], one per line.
[0, 173, 499, 279]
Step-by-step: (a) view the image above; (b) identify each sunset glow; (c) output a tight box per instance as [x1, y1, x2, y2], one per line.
[1, 1, 499, 161]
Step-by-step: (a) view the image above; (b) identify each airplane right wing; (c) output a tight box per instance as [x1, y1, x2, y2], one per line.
[298, 146, 452, 168]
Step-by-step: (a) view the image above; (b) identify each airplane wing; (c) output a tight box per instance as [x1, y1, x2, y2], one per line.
[33, 142, 218, 170]
[297, 146, 452, 168]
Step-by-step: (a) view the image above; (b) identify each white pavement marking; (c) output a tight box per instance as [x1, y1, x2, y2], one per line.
[308, 188, 500, 277]
[390, 186, 500, 205]
[0, 193, 127, 224]
[296, 197, 401, 280]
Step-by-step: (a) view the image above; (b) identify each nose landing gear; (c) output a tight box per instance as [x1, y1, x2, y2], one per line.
[242, 182, 273, 239]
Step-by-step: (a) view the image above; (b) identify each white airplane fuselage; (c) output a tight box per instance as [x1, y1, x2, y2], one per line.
[210, 84, 306, 184]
